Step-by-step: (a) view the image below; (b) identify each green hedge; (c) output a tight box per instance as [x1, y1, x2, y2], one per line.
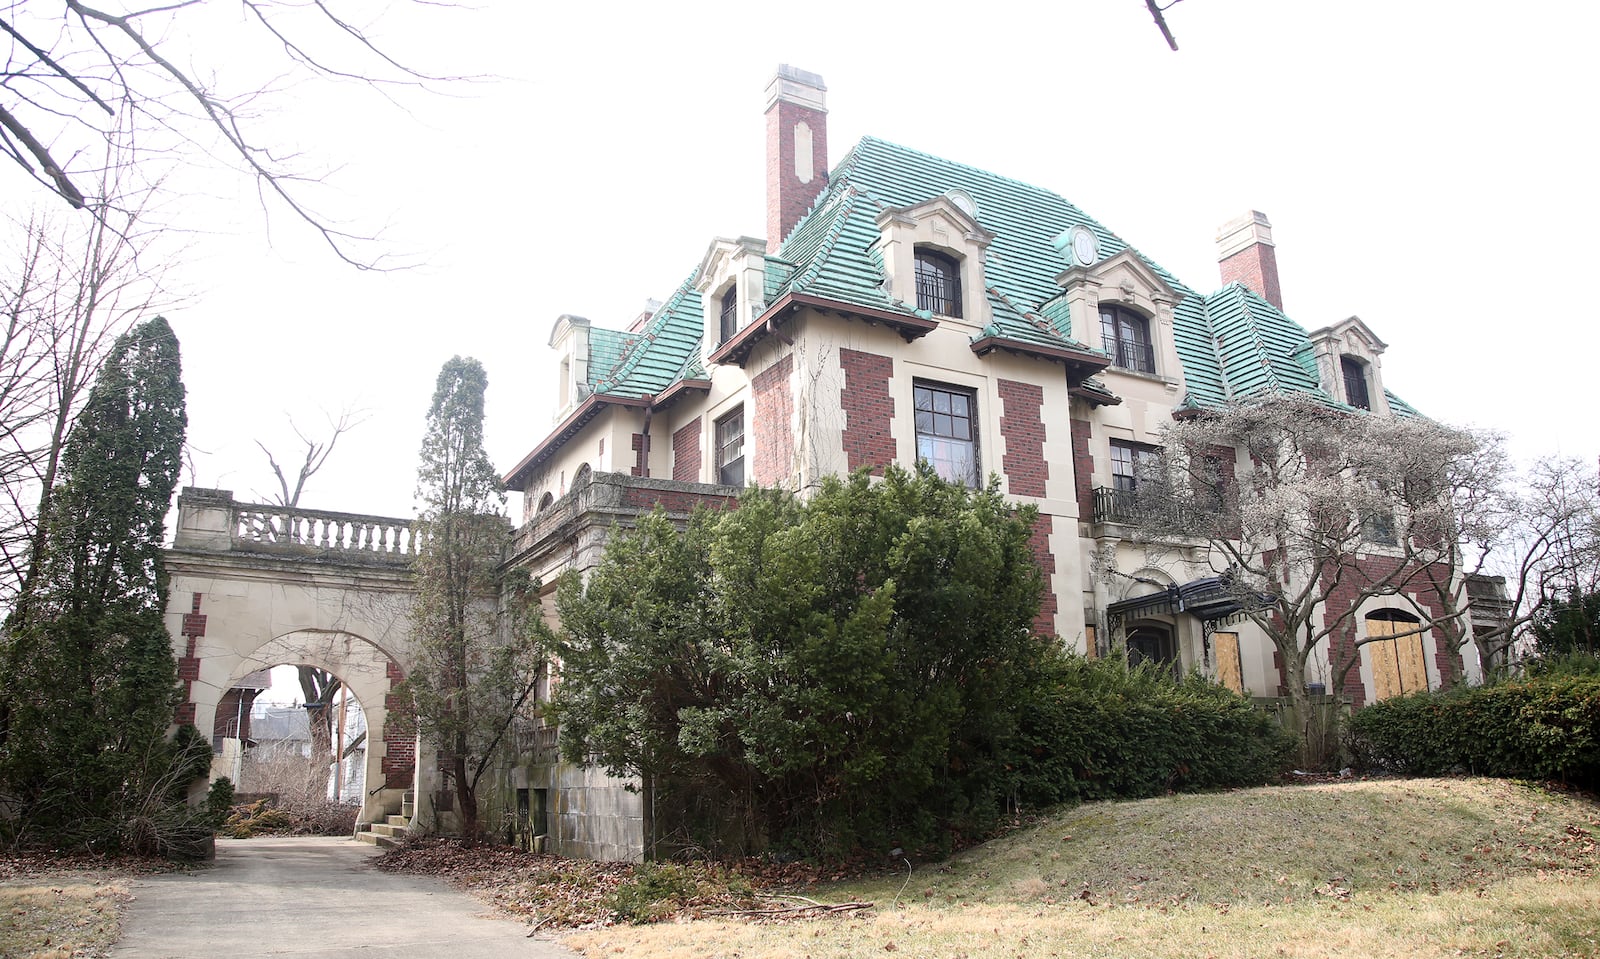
[1345, 677, 1600, 789]
[1007, 655, 1296, 807]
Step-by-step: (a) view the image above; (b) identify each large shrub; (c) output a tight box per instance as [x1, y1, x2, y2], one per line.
[554, 467, 1295, 859]
[553, 466, 1046, 858]
[1007, 654, 1295, 807]
[1346, 676, 1600, 789]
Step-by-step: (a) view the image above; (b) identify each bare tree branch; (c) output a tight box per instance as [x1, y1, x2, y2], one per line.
[3, 1, 466, 269]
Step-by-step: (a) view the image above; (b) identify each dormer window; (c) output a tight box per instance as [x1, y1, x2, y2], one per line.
[1342, 355, 1371, 410]
[914, 249, 962, 317]
[719, 287, 739, 343]
[1100, 305, 1156, 374]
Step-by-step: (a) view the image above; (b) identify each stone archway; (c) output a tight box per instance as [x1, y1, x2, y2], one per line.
[165, 488, 424, 826]
[210, 631, 412, 826]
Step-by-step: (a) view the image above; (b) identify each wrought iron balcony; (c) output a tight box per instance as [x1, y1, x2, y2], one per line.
[1092, 485, 1141, 525]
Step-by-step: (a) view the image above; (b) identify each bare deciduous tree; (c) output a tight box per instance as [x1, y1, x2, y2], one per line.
[2, 1, 456, 268]
[253, 407, 367, 795]
[0, 187, 174, 609]
[1118, 393, 1485, 730]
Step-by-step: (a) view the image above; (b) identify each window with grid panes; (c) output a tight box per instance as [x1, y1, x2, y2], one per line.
[1342, 355, 1371, 410]
[914, 249, 962, 317]
[1110, 440, 1161, 492]
[913, 382, 978, 487]
[719, 288, 738, 344]
[1099, 305, 1156, 374]
[715, 408, 744, 487]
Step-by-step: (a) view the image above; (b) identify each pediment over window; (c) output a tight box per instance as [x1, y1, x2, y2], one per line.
[1307, 315, 1390, 413]
[695, 236, 769, 360]
[1057, 249, 1179, 314]
[871, 196, 995, 322]
[1308, 315, 1387, 360]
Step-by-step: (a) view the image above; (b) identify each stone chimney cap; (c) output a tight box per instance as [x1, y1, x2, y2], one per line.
[1215, 210, 1274, 261]
[766, 64, 827, 112]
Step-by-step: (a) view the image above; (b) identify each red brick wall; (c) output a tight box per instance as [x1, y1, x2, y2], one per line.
[840, 348, 895, 474]
[175, 592, 206, 725]
[1320, 555, 1456, 708]
[1069, 417, 1094, 520]
[630, 432, 649, 477]
[766, 92, 829, 249]
[672, 417, 702, 483]
[621, 486, 739, 512]
[382, 659, 416, 786]
[752, 354, 794, 485]
[1220, 243, 1283, 311]
[998, 379, 1048, 497]
[1028, 514, 1059, 636]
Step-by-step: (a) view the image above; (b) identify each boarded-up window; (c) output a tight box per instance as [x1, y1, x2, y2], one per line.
[1213, 631, 1244, 694]
[1084, 625, 1097, 660]
[1366, 610, 1428, 701]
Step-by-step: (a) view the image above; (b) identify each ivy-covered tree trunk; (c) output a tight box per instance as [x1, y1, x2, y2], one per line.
[0, 316, 191, 850]
[404, 357, 540, 842]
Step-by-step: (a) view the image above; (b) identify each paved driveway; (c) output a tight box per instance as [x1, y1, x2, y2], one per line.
[112, 836, 579, 959]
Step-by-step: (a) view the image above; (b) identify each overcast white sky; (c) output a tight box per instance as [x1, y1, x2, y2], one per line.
[34, 0, 1599, 520]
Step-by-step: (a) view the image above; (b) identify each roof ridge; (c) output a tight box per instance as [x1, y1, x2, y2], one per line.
[1196, 289, 1237, 402]
[592, 275, 697, 395]
[786, 186, 862, 294]
[985, 284, 1094, 351]
[852, 136, 1082, 201]
[1233, 286, 1284, 395]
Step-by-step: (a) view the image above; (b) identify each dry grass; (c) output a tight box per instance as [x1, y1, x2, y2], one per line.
[563, 778, 1600, 959]
[0, 877, 129, 959]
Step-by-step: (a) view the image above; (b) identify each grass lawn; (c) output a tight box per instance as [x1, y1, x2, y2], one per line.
[0, 874, 129, 959]
[564, 777, 1600, 959]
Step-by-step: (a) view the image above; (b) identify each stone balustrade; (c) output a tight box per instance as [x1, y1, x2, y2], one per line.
[173, 488, 421, 565]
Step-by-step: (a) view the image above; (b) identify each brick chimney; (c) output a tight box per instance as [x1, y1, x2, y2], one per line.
[766, 65, 828, 252]
[1216, 211, 1283, 311]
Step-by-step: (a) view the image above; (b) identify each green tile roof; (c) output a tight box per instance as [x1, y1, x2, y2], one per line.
[589, 277, 703, 398]
[572, 136, 1418, 419]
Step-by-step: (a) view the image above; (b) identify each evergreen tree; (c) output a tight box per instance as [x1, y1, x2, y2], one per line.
[405, 357, 541, 840]
[553, 465, 1047, 856]
[0, 316, 191, 850]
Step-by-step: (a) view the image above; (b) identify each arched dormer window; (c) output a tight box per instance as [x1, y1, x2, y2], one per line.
[914, 248, 962, 317]
[1100, 304, 1156, 374]
[536, 491, 554, 515]
[1341, 355, 1371, 410]
[719, 287, 738, 344]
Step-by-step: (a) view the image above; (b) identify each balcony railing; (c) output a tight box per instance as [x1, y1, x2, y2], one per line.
[1092, 486, 1141, 525]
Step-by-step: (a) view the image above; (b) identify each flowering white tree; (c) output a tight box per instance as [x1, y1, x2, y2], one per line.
[1123, 393, 1486, 726]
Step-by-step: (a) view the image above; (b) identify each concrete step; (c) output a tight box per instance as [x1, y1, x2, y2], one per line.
[368, 822, 405, 838]
[356, 826, 402, 849]
[386, 814, 409, 828]
[400, 801, 415, 818]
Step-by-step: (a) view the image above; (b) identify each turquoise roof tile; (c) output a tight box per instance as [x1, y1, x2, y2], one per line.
[589, 277, 703, 398]
[570, 136, 1417, 420]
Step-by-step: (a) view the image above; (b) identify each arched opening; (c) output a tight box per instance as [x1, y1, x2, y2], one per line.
[214, 662, 372, 832]
[205, 627, 408, 834]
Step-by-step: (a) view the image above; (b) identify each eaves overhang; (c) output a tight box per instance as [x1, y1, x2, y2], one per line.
[652, 377, 712, 409]
[502, 392, 650, 491]
[707, 292, 938, 367]
[969, 335, 1112, 386]
[1070, 381, 1123, 407]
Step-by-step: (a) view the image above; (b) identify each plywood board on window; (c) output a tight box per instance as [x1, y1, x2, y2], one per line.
[1085, 625, 1097, 660]
[1367, 618, 1428, 702]
[1213, 631, 1243, 694]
